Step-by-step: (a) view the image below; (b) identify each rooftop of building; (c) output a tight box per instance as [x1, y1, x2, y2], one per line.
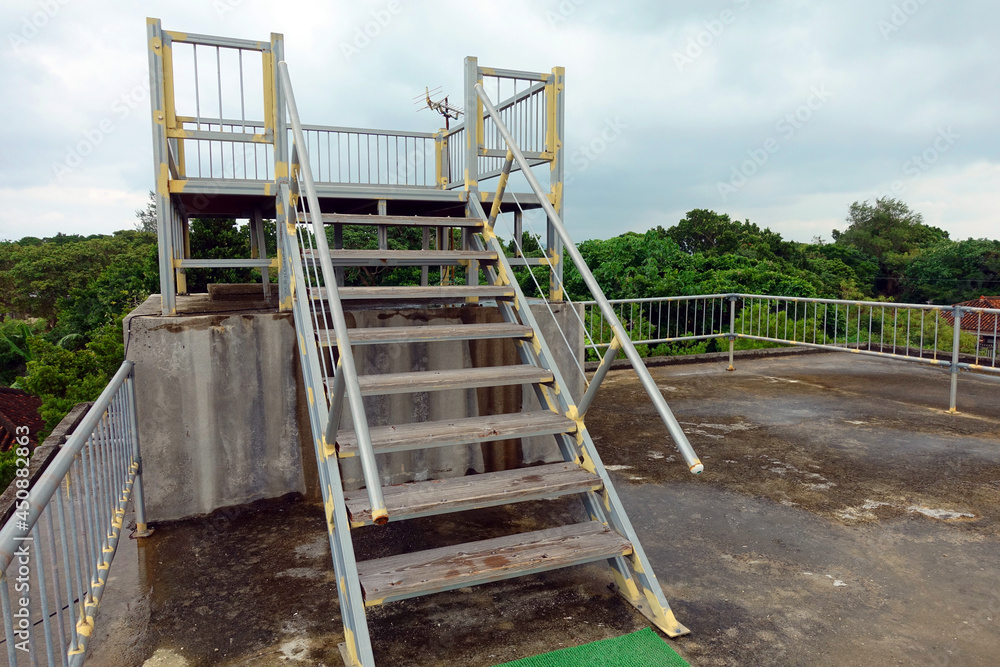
[86, 352, 1000, 666]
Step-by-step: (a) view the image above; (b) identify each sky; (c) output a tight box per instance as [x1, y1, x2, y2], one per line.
[1, 0, 998, 245]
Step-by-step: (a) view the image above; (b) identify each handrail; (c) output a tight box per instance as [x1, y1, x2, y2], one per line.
[0, 360, 148, 665]
[277, 61, 388, 524]
[0, 361, 136, 570]
[473, 83, 703, 475]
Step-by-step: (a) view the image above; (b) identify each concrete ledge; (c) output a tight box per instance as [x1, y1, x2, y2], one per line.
[585, 345, 824, 373]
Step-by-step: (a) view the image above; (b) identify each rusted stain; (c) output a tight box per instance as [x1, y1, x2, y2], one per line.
[483, 555, 510, 568]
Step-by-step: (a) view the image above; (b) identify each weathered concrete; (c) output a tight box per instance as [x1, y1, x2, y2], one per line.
[125, 296, 313, 521]
[86, 353, 1000, 666]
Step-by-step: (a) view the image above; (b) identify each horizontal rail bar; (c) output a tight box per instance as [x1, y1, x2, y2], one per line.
[174, 258, 277, 268]
[167, 129, 269, 144]
[479, 66, 553, 82]
[299, 124, 436, 139]
[165, 30, 270, 51]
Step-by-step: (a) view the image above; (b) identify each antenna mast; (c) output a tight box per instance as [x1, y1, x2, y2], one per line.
[414, 86, 463, 130]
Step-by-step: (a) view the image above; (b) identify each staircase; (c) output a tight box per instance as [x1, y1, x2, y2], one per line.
[274, 64, 697, 667]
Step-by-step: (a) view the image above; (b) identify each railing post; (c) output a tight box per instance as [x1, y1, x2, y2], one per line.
[546, 66, 566, 302]
[126, 370, 153, 538]
[147, 18, 177, 316]
[434, 129, 448, 188]
[463, 56, 480, 193]
[727, 294, 737, 371]
[949, 305, 962, 413]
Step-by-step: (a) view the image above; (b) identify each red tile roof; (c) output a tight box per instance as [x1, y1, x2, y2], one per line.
[0, 388, 44, 452]
[942, 296, 1000, 335]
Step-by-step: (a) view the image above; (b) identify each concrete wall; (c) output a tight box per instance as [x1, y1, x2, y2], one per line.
[125, 297, 314, 522]
[126, 297, 583, 520]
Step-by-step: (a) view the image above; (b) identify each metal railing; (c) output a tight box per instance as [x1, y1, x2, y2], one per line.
[277, 62, 386, 523]
[450, 66, 558, 189]
[473, 82, 703, 475]
[0, 361, 149, 666]
[300, 124, 437, 188]
[579, 293, 1000, 412]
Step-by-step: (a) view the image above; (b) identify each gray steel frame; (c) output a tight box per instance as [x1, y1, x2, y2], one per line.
[0, 361, 149, 666]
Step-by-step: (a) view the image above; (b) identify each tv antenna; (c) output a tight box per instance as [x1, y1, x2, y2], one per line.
[414, 86, 463, 130]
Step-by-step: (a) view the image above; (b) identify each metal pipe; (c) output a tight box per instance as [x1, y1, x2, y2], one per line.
[278, 62, 388, 523]
[127, 374, 153, 537]
[324, 357, 346, 447]
[949, 305, 962, 413]
[727, 295, 737, 371]
[578, 336, 621, 418]
[474, 83, 703, 474]
[488, 150, 514, 227]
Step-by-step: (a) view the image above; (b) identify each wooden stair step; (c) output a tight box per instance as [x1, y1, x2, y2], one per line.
[344, 462, 602, 526]
[304, 249, 497, 267]
[337, 410, 578, 456]
[321, 214, 483, 228]
[309, 285, 514, 301]
[357, 521, 632, 605]
[355, 365, 553, 396]
[317, 323, 533, 346]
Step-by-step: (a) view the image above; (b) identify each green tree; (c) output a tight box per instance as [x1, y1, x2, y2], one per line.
[665, 209, 790, 261]
[901, 239, 1000, 304]
[17, 322, 124, 434]
[833, 197, 948, 296]
[135, 190, 157, 233]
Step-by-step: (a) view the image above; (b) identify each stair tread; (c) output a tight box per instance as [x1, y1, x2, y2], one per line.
[355, 365, 552, 396]
[309, 285, 514, 300]
[344, 462, 602, 526]
[337, 410, 578, 456]
[357, 521, 632, 605]
[317, 323, 533, 346]
[322, 214, 483, 227]
[305, 249, 497, 266]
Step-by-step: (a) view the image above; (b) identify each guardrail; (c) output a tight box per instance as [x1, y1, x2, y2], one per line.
[579, 293, 1000, 412]
[0, 361, 149, 666]
[473, 82, 703, 475]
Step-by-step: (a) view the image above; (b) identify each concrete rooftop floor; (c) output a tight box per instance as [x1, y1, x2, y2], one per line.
[86, 353, 1000, 666]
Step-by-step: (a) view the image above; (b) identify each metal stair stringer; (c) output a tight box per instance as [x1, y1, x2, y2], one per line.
[466, 197, 691, 637]
[280, 181, 376, 667]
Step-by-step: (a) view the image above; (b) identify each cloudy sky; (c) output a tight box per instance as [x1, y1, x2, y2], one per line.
[2, 0, 998, 244]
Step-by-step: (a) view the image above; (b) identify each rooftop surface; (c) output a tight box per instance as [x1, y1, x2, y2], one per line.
[87, 353, 1000, 666]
